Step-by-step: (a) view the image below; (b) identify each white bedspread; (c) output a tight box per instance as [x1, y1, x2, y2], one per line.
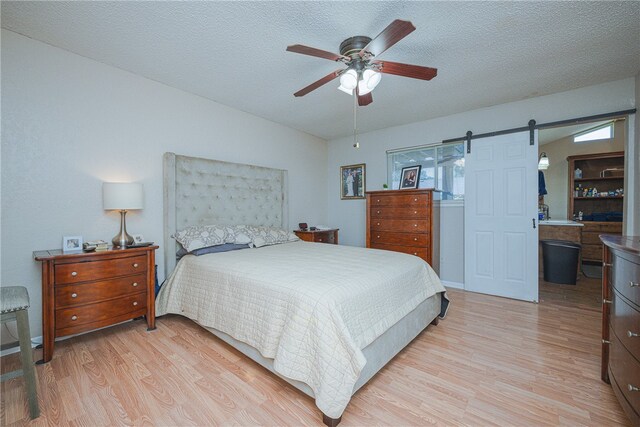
[156, 241, 445, 418]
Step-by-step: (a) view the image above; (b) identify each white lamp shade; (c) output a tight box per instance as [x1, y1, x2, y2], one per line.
[538, 153, 550, 170]
[337, 84, 353, 95]
[362, 69, 381, 90]
[339, 69, 358, 90]
[103, 182, 144, 210]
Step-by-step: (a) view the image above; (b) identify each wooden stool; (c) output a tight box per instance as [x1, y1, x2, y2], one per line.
[1, 286, 39, 419]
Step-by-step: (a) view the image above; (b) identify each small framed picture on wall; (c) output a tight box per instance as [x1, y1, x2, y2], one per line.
[340, 163, 366, 200]
[399, 165, 421, 190]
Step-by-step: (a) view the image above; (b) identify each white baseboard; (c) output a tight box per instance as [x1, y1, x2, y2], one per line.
[441, 280, 464, 289]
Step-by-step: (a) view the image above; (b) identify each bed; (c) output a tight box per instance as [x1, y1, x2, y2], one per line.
[157, 153, 448, 425]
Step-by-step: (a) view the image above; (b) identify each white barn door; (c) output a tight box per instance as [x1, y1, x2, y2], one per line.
[464, 131, 539, 302]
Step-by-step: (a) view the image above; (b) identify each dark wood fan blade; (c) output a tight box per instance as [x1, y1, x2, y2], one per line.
[286, 44, 349, 62]
[373, 60, 437, 80]
[293, 69, 342, 97]
[357, 88, 373, 106]
[359, 19, 416, 58]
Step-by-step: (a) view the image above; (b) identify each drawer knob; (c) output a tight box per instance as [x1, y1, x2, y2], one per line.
[132, 282, 138, 287]
[71, 271, 78, 277]
[377, 223, 380, 226]
[133, 302, 138, 306]
[71, 315, 78, 321]
[377, 235, 380, 239]
[630, 281, 639, 288]
[414, 211, 417, 214]
[629, 384, 640, 392]
[413, 252, 417, 256]
[414, 224, 417, 227]
[71, 293, 78, 298]
[628, 331, 639, 338]
[133, 263, 139, 268]
[318, 239, 323, 242]
[376, 199, 380, 202]
[414, 237, 418, 241]
[414, 198, 417, 201]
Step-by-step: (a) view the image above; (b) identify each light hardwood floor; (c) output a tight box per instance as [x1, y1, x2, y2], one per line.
[1, 278, 630, 426]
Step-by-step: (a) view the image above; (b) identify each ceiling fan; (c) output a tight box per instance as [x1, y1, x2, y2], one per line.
[286, 19, 437, 106]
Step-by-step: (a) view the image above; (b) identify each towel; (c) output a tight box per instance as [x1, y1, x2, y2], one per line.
[539, 170, 547, 196]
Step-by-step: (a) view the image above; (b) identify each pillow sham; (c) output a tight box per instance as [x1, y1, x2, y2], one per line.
[176, 243, 250, 260]
[173, 225, 234, 252]
[230, 225, 299, 248]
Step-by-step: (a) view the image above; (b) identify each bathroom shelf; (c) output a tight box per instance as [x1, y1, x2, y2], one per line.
[574, 176, 623, 182]
[574, 196, 623, 200]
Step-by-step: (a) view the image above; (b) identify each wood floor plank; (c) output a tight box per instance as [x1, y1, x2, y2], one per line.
[0, 275, 631, 426]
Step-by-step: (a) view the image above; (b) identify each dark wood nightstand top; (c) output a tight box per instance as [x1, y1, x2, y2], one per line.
[34, 245, 159, 261]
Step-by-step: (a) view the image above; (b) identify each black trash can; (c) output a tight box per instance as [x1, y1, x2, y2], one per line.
[540, 240, 581, 285]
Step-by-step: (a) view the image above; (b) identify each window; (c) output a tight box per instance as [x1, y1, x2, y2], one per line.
[387, 143, 465, 200]
[574, 122, 613, 143]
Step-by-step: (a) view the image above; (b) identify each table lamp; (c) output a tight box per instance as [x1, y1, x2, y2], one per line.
[103, 182, 144, 247]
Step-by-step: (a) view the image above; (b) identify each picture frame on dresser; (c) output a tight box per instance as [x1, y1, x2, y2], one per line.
[340, 163, 366, 200]
[399, 165, 421, 190]
[62, 235, 83, 253]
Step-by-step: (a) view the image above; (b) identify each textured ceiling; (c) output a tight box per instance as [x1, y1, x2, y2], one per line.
[2, 1, 639, 140]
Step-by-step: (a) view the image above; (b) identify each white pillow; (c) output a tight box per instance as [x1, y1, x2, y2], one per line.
[230, 225, 299, 248]
[173, 225, 234, 252]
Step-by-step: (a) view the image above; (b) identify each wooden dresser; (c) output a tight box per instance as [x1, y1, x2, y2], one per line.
[601, 235, 640, 425]
[34, 246, 158, 363]
[366, 189, 434, 264]
[294, 229, 338, 244]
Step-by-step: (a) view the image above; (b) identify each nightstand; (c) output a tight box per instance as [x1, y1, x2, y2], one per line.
[33, 245, 158, 363]
[294, 229, 339, 244]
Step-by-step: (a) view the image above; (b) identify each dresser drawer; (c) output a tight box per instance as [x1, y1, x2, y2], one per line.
[55, 255, 147, 285]
[612, 253, 640, 307]
[609, 327, 640, 414]
[55, 274, 147, 308]
[370, 231, 429, 247]
[370, 243, 429, 259]
[370, 219, 429, 233]
[611, 289, 640, 357]
[370, 206, 429, 219]
[313, 232, 335, 244]
[369, 194, 428, 207]
[56, 293, 146, 331]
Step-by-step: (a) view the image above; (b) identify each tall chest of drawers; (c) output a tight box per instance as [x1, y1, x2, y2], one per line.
[366, 189, 434, 265]
[601, 235, 640, 425]
[34, 246, 158, 363]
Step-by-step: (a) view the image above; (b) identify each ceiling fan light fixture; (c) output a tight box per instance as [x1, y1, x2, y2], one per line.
[339, 69, 358, 90]
[357, 79, 373, 95]
[363, 69, 382, 90]
[337, 84, 354, 95]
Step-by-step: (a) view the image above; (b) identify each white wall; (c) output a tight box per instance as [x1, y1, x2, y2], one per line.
[1, 30, 328, 340]
[327, 77, 636, 286]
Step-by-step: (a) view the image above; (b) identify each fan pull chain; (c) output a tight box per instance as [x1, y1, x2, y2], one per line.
[353, 92, 359, 149]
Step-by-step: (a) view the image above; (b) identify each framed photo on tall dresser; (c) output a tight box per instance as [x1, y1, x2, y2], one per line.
[399, 165, 421, 189]
[340, 163, 366, 200]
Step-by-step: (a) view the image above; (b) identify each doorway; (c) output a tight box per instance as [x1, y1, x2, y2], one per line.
[537, 118, 627, 307]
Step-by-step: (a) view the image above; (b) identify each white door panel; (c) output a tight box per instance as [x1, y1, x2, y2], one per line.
[464, 131, 538, 302]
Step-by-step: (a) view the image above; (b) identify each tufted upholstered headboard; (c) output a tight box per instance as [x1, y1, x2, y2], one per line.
[163, 152, 288, 278]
